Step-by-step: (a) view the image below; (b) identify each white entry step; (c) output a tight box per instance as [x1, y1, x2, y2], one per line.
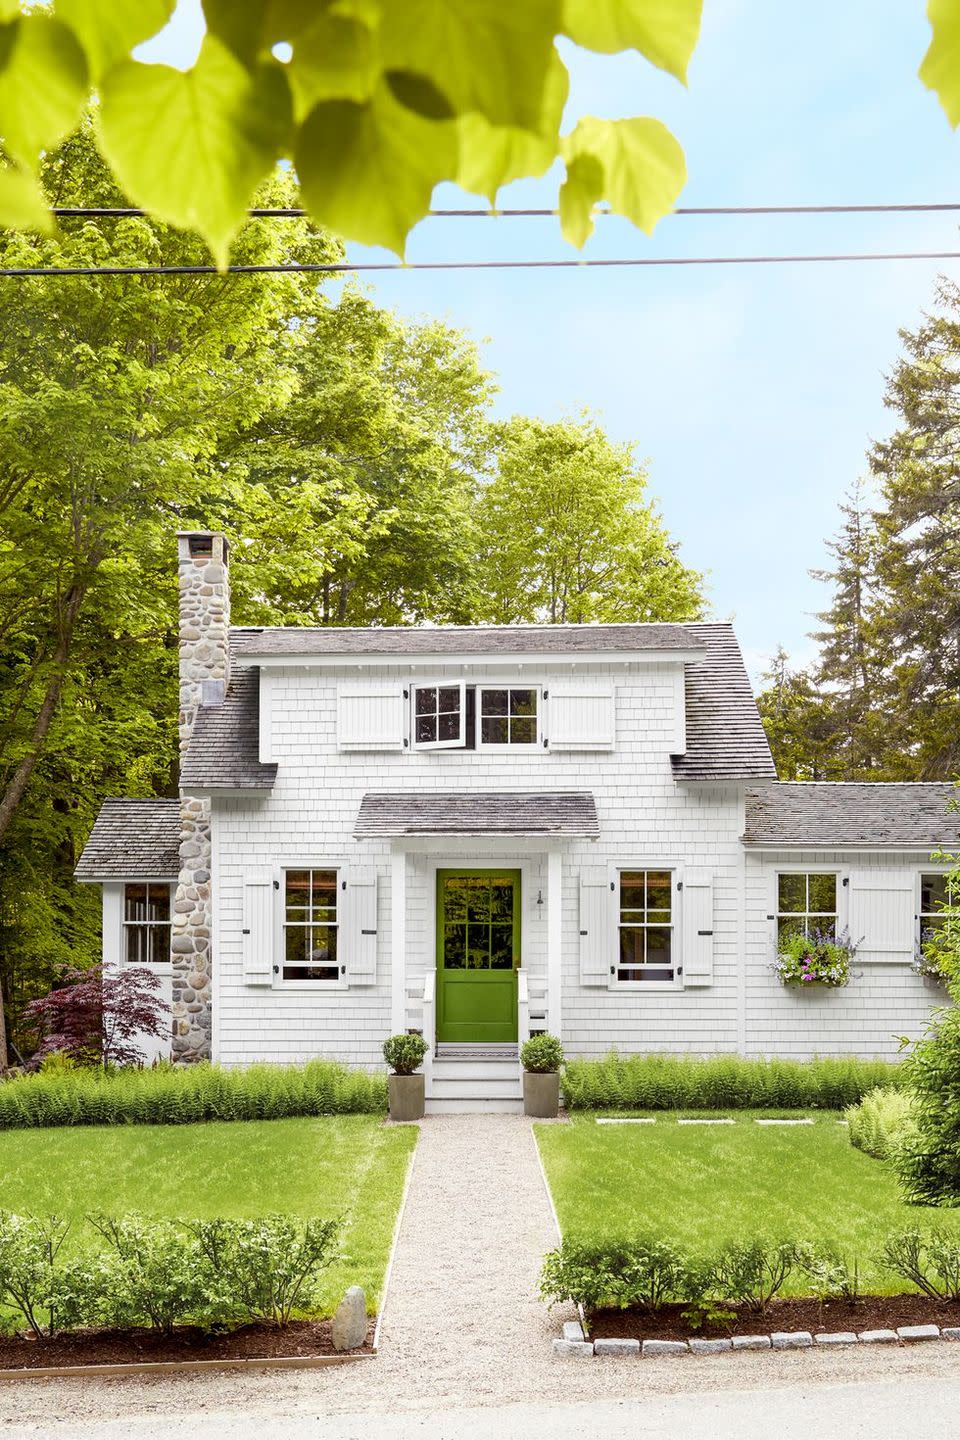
[425, 1052, 524, 1114]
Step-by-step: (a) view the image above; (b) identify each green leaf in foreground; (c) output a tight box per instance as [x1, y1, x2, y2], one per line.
[0, 164, 53, 233]
[97, 35, 291, 266]
[920, 0, 960, 127]
[559, 114, 686, 246]
[296, 82, 456, 255]
[562, 0, 703, 83]
[456, 50, 569, 201]
[0, 14, 88, 167]
[56, 0, 174, 82]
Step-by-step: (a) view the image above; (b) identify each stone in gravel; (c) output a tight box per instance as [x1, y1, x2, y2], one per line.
[897, 1325, 940, 1342]
[594, 1338, 640, 1357]
[562, 1320, 585, 1342]
[689, 1337, 733, 1354]
[942, 1328, 960, 1341]
[771, 1331, 813, 1349]
[642, 1339, 689, 1357]
[858, 1330, 899, 1344]
[815, 1332, 858, 1345]
[732, 1335, 771, 1350]
[331, 1286, 367, 1352]
[552, 1339, 594, 1358]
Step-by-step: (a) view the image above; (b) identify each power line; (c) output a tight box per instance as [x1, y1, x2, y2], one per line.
[46, 202, 960, 220]
[2, 251, 960, 277]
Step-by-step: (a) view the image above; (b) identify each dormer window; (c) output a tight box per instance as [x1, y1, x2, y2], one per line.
[410, 683, 541, 750]
[414, 683, 466, 749]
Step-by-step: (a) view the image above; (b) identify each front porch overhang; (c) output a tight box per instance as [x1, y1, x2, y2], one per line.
[354, 790, 599, 842]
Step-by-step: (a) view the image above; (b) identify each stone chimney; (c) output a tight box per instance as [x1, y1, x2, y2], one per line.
[176, 531, 230, 756]
[172, 530, 230, 1062]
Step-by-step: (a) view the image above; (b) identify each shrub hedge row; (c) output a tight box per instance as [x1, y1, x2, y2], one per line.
[0, 1059, 387, 1129]
[846, 1086, 918, 1162]
[560, 1053, 904, 1112]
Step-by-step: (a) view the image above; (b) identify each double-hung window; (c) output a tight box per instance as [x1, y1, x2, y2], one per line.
[282, 869, 339, 981]
[920, 872, 953, 946]
[776, 872, 837, 943]
[616, 870, 675, 982]
[123, 883, 171, 966]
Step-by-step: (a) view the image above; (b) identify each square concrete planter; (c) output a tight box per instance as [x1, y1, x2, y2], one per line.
[524, 1071, 560, 1118]
[388, 1073, 425, 1122]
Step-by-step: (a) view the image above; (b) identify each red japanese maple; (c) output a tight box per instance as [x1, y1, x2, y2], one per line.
[24, 964, 169, 1068]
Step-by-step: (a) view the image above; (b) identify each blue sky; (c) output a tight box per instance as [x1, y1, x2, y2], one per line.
[144, 2, 960, 682]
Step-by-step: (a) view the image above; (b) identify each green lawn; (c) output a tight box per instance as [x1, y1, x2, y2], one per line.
[0, 1116, 416, 1315]
[536, 1113, 960, 1294]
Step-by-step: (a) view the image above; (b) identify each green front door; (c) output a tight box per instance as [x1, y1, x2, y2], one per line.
[436, 870, 520, 1044]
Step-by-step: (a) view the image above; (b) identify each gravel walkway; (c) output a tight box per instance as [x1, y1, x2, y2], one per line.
[4, 1116, 960, 1435]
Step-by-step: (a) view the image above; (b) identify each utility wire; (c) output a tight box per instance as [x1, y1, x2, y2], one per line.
[3, 252, 960, 277]
[46, 202, 960, 220]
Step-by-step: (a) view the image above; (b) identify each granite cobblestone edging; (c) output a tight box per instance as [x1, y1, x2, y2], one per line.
[554, 1321, 960, 1358]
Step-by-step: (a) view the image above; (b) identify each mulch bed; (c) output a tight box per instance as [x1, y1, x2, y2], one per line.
[588, 1295, 960, 1341]
[0, 1318, 374, 1372]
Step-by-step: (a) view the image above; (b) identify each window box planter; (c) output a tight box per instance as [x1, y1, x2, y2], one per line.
[773, 929, 856, 989]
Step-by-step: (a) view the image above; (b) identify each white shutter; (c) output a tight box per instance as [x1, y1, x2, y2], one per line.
[847, 869, 915, 962]
[337, 682, 405, 751]
[548, 681, 615, 751]
[682, 869, 714, 986]
[579, 866, 613, 985]
[242, 870, 275, 986]
[341, 868, 378, 984]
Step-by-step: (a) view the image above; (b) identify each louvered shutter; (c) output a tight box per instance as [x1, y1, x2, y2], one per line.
[681, 869, 714, 986]
[242, 870, 275, 985]
[847, 870, 915, 962]
[548, 682, 616, 751]
[341, 868, 378, 984]
[337, 682, 405, 751]
[579, 866, 613, 985]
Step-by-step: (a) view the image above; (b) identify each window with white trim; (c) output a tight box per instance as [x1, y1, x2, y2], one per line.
[776, 872, 837, 943]
[616, 870, 675, 982]
[920, 872, 953, 945]
[477, 686, 539, 747]
[123, 883, 171, 965]
[413, 683, 465, 749]
[282, 869, 339, 981]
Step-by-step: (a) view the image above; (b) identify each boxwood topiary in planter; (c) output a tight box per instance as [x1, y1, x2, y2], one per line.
[382, 1034, 429, 1122]
[521, 1033, 563, 1118]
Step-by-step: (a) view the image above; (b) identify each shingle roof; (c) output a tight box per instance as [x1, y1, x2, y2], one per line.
[231, 622, 700, 658]
[354, 791, 600, 837]
[743, 783, 960, 848]
[75, 799, 181, 881]
[179, 667, 277, 791]
[671, 623, 777, 782]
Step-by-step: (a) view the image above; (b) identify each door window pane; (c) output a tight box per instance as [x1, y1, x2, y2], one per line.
[440, 875, 517, 971]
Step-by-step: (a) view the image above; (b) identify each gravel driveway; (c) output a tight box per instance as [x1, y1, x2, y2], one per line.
[3, 1115, 960, 1436]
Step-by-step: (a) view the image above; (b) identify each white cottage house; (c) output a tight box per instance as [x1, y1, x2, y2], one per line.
[75, 532, 960, 1109]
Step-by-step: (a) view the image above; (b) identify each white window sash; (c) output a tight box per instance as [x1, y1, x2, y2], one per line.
[279, 868, 343, 985]
[410, 681, 466, 750]
[475, 685, 541, 750]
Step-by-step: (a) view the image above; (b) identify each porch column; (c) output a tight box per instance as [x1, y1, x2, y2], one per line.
[547, 848, 562, 1039]
[390, 848, 407, 1034]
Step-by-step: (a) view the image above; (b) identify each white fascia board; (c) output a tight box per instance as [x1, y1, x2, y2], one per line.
[246, 648, 707, 669]
[741, 840, 949, 852]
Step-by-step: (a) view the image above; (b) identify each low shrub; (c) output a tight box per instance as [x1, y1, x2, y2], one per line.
[880, 1229, 960, 1301]
[0, 1210, 343, 1339]
[560, 1052, 903, 1112]
[895, 1004, 960, 1204]
[382, 1035, 428, 1076]
[191, 1215, 341, 1326]
[539, 1235, 687, 1315]
[794, 1244, 862, 1304]
[846, 1087, 918, 1162]
[520, 1034, 564, 1073]
[0, 1058, 387, 1129]
[708, 1239, 797, 1313]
